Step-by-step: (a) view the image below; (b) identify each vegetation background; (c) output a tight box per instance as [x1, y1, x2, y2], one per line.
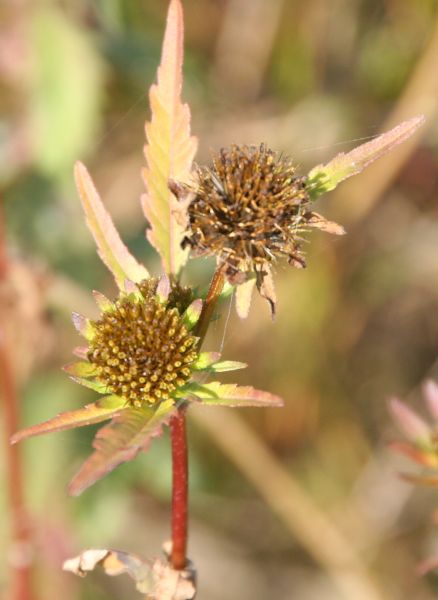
[1, 1, 438, 598]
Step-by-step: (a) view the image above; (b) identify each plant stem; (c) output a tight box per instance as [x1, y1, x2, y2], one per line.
[169, 266, 226, 569]
[169, 408, 188, 570]
[0, 201, 35, 600]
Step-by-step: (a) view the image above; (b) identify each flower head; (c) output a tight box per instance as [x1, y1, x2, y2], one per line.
[178, 144, 344, 314]
[85, 279, 197, 407]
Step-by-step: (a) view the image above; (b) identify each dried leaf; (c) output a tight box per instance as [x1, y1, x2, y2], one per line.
[235, 277, 256, 319]
[256, 266, 277, 318]
[305, 212, 346, 235]
[63, 547, 196, 599]
[185, 382, 284, 407]
[142, 0, 198, 275]
[74, 162, 149, 288]
[11, 401, 125, 444]
[68, 400, 175, 496]
[307, 115, 425, 199]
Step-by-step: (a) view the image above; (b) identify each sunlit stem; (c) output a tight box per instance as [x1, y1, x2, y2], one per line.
[170, 265, 226, 570]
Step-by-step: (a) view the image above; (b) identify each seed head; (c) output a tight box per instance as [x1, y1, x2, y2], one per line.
[87, 279, 198, 407]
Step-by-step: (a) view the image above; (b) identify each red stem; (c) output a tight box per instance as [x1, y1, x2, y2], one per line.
[169, 266, 226, 570]
[170, 408, 188, 570]
[0, 200, 35, 600]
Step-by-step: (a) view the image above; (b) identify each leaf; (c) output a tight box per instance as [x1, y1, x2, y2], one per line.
[63, 361, 97, 377]
[75, 162, 149, 289]
[192, 352, 221, 371]
[141, 0, 198, 276]
[63, 547, 196, 599]
[92, 290, 113, 312]
[68, 400, 175, 496]
[389, 397, 431, 443]
[11, 400, 125, 444]
[235, 277, 256, 319]
[72, 312, 95, 341]
[424, 379, 438, 420]
[388, 441, 438, 468]
[185, 382, 284, 407]
[307, 115, 425, 199]
[182, 299, 202, 329]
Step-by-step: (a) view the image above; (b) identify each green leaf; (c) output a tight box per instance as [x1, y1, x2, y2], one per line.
[192, 352, 221, 371]
[307, 115, 425, 199]
[63, 361, 96, 378]
[75, 162, 150, 289]
[192, 354, 247, 373]
[68, 400, 175, 496]
[185, 382, 283, 408]
[141, 0, 198, 276]
[68, 376, 110, 394]
[11, 400, 125, 444]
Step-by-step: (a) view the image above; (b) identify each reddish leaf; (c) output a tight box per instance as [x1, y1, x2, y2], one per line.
[307, 115, 425, 199]
[389, 397, 431, 442]
[186, 382, 284, 407]
[141, 0, 198, 275]
[11, 400, 125, 444]
[388, 441, 438, 468]
[75, 162, 149, 288]
[68, 400, 175, 496]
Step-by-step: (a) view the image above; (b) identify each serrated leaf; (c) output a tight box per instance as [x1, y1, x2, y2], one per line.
[68, 400, 175, 495]
[141, 0, 198, 275]
[307, 115, 425, 199]
[11, 400, 125, 444]
[75, 161, 149, 288]
[185, 382, 283, 407]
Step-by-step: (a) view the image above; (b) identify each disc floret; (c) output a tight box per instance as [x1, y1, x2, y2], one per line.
[86, 279, 198, 407]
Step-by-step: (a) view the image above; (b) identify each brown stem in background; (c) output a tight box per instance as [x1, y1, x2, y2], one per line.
[170, 266, 226, 570]
[0, 201, 35, 600]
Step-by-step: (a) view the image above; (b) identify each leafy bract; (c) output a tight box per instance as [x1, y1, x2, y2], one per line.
[68, 400, 175, 496]
[307, 115, 425, 199]
[141, 0, 197, 276]
[11, 399, 125, 444]
[75, 162, 149, 289]
[183, 382, 284, 408]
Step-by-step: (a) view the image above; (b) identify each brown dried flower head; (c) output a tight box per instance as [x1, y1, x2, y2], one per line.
[178, 144, 344, 314]
[87, 279, 198, 407]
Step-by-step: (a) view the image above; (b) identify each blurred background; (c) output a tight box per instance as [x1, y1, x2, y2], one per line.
[1, 1, 438, 598]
